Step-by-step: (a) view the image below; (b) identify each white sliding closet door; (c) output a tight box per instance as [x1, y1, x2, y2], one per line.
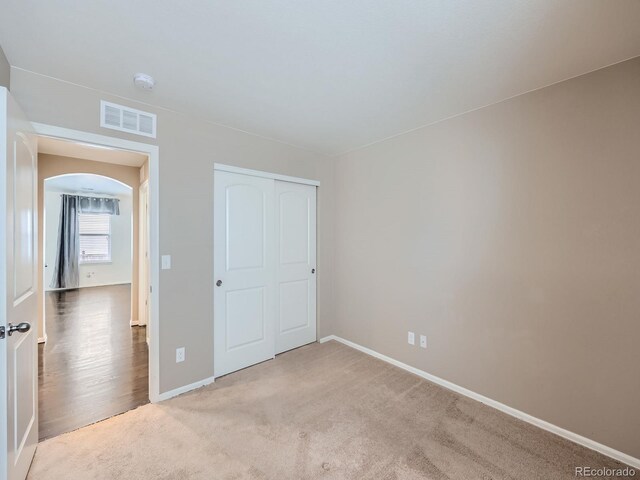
[214, 171, 275, 378]
[275, 181, 317, 354]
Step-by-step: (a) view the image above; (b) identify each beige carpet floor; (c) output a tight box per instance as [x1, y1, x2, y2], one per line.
[28, 340, 630, 479]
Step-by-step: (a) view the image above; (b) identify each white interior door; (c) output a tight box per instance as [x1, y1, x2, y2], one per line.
[214, 171, 275, 377]
[0, 88, 39, 480]
[275, 181, 317, 354]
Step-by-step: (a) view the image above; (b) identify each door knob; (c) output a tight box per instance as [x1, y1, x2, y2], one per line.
[7, 322, 31, 336]
[216, 280, 223, 287]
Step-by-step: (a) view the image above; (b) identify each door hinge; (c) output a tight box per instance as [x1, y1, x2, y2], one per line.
[150, 285, 153, 293]
[0, 326, 5, 340]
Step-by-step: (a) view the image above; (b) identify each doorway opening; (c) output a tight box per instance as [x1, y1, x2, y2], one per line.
[37, 136, 151, 440]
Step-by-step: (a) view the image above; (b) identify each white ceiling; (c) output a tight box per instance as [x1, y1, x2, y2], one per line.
[38, 136, 148, 167]
[45, 173, 132, 197]
[2, 1, 640, 155]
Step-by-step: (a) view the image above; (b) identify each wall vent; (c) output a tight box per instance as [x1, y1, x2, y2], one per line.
[100, 101, 157, 138]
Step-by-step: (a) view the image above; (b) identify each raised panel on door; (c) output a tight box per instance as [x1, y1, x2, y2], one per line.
[275, 181, 316, 354]
[213, 171, 275, 378]
[225, 287, 266, 349]
[1, 88, 38, 480]
[226, 184, 265, 271]
[13, 135, 35, 302]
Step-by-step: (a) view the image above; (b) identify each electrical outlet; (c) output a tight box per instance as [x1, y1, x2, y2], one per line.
[420, 335, 427, 349]
[408, 331, 415, 345]
[176, 347, 185, 363]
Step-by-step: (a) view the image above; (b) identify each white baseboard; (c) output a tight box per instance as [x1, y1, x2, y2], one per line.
[319, 335, 639, 469]
[37, 335, 47, 344]
[319, 335, 337, 344]
[153, 375, 216, 403]
[130, 318, 139, 327]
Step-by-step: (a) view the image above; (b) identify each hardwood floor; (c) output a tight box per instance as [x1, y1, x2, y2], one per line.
[38, 284, 148, 441]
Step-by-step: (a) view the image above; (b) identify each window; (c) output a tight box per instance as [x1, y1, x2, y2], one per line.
[79, 214, 111, 263]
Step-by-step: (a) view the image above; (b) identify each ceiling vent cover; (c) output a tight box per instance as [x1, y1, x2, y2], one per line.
[100, 101, 156, 138]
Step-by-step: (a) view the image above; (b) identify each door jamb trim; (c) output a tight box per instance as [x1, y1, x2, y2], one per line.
[214, 163, 320, 186]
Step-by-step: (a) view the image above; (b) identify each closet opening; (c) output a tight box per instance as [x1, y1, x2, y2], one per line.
[213, 164, 319, 377]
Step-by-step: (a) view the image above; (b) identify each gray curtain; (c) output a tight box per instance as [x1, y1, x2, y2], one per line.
[49, 194, 120, 289]
[50, 195, 80, 289]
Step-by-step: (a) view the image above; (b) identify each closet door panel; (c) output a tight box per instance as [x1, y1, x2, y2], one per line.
[275, 181, 317, 354]
[214, 171, 275, 377]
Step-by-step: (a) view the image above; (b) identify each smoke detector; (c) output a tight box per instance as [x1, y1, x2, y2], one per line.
[133, 73, 155, 91]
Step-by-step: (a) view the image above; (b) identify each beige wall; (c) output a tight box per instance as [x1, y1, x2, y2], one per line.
[11, 68, 335, 394]
[332, 57, 640, 459]
[0, 44, 9, 89]
[37, 154, 141, 338]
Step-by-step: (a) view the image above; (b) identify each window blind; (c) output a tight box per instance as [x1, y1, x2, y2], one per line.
[79, 214, 111, 263]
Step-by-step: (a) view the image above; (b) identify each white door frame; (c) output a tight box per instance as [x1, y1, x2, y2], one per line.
[32, 123, 162, 403]
[138, 179, 150, 333]
[213, 163, 320, 187]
